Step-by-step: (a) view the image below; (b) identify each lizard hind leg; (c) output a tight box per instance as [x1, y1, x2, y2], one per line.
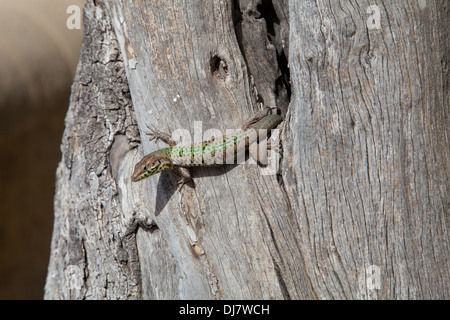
[248, 129, 281, 165]
[242, 106, 278, 130]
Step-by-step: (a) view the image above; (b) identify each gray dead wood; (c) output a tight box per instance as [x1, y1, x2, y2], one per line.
[45, 0, 449, 299]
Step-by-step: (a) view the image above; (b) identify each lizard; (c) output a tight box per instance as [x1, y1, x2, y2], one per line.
[131, 106, 283, 187]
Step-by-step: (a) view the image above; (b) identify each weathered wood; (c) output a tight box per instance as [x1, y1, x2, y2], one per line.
[284, 0, 449, 299]
[45, 0, 449, 299]
[44, 3, 144, 299]
[104, 0, 294, 299]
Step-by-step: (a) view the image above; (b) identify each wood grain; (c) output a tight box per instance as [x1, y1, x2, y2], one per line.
[45, 0, 449, 299]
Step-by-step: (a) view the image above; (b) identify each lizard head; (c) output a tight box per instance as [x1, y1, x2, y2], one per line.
[131, 152, 173, 182]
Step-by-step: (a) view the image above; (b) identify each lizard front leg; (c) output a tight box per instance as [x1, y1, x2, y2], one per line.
[171, 166, 194, 190]
[145, 125, 176, 147]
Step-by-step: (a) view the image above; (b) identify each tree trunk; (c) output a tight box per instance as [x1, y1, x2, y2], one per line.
[45, 0, 449, 299]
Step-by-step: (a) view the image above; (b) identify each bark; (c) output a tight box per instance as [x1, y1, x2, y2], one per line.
[45, 0, 449, 299]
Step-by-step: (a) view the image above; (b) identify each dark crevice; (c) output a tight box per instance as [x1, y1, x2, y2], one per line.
[275, 50, 291, 102]
[232, 0, 245, 61]
[258, 1, 291, 114]
[272, 258, 292, 299]
[256, 0, 279, 38]
[260, 202, 292, 299]
[232, 0, 291, 111]
[210, 55, 229, 81]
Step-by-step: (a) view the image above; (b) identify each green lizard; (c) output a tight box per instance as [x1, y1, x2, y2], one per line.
[131, 107, 282, 185]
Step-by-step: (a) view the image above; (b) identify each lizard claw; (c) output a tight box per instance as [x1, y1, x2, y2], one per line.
[145, 124, 175, 146]
[145, 124, 165, 143]
[145, 124, 157, 141]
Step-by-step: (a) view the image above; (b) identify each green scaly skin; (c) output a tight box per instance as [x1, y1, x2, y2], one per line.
[131, 109, 282, 183]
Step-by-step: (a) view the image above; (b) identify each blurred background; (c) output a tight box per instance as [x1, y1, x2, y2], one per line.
[0, 0, 85, 299]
